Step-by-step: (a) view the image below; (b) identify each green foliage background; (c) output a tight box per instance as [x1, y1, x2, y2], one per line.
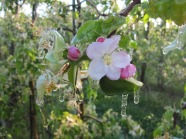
[0, 0, 186, 139]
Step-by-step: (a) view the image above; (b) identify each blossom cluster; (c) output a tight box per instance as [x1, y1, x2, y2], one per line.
[86, 35, 136, 80]
[36, 34, 137, 104]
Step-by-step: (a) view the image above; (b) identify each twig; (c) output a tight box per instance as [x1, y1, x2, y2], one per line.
[62, 27, 74, 33]
[83, 115, 103, 123]
[76, 0, 82, 28]
[80, 0, 86, 4]
[125, 14, 144, 35]
[86, 0, 108, 18]
[108, 0, 141, 37]
[14, 0, 26, 7]
[72, 0, 76, 35]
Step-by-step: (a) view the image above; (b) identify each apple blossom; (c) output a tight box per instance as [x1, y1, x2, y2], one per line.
[67, 46, 81, 61]
[96, 37, 105, 42]
[120, 64, 136, 79]
[86, 35, 131, 80]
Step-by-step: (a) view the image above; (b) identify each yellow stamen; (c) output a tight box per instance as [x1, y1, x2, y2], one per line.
[103, 54, 112, 65]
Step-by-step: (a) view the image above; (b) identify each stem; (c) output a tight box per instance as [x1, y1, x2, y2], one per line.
[72, 0, 76, 35]
[29, 80, 39, 139]
[32, 1, 38, 24]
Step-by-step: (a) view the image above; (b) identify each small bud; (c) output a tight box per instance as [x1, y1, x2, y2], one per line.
[67, 46, 81, 61]
[96, 37, 105, 42]
[121, 64, 136, 79]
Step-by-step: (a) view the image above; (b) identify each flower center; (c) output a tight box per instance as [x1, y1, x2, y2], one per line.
[103, 54, 112, 65]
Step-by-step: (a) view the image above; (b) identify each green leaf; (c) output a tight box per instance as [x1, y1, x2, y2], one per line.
[62, 49, 68, 59]
[153, 127, 163, 137]
[99, 77, 143, 96]
[68, 64, 77, 85]
[119, 35, 130, 49]
[130, 41, 138, 49]
[147, 0, 186, 26]
[71, 20, 103, 45]
[163, 109, 173, 121]
[71, 16, 126, 45]
[143, 14, 150, 24]
[101, 16, 125, 35]
[182, 110, 186, 119]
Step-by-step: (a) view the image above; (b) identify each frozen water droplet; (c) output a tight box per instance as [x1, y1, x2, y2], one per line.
[121, 94, 128, 118]
[134, 90, 140, 104]
[36, 97, 44, 106]
[121, 105, 127, 118]
[59, 93, 65, 102]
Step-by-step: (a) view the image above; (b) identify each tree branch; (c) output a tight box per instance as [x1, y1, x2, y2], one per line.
[61, 27, 74, 33]
[119, 0, 141, 16]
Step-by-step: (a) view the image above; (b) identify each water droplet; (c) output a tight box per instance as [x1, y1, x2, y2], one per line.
[121, 94, 128, 118]
[134, 90, 140, 104]
[59, 93, 65, 102]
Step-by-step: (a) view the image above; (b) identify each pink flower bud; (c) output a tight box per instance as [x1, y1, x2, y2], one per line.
[120, 64, 136, 79]
[96, 37, 105, 42]
[67, 46, 81, 61]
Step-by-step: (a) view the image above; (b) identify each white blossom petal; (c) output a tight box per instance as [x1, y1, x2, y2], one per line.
[106, 65, 121, 80]
[103, 35, 121, 53]
[111, 51, 131, 68]
[86, 42, 105, 59]
[88, 59, 108, 80]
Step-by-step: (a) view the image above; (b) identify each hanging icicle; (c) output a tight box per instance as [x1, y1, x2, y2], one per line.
[121, 94, 128, 118]
[134, 90, 140, 104]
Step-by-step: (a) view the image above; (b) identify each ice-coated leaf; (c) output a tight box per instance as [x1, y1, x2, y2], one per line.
[36, 74, 47, 105]
[71, 20, 103, 45]
[49, 30, 66, 61]
[45, 52, 58, 63]
[48, 60, 68, 75]
[101, 16, 125, 35]
[99, 76, 143, 96]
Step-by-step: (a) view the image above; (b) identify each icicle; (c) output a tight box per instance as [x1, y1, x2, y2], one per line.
[163, 24, 186, 54]
[121, 94, 128, 118]
[134, 90, 140, 104]
[39, 109, 48, 129]
[163, 39, 180, 54]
